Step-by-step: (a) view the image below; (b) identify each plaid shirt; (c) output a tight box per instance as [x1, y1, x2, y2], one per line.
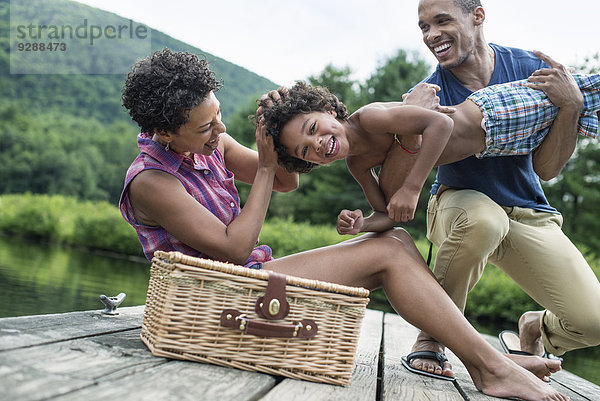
[119, 133, 272, 266]
[470, 74, 599, 158]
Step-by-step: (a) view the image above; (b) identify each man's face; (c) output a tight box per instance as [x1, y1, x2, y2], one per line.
[418, 0, 476, 70]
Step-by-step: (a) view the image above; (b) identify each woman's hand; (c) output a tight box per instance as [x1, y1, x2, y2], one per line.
[255, 119, 278, 170]
[337, 209, 364, 235]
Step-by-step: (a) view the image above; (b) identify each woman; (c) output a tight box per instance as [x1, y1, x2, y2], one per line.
[119, 48, 568, 401]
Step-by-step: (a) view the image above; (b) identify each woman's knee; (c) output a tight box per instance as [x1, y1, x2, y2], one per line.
[381, 227, 413, 244]
[374, 229, 428, 271]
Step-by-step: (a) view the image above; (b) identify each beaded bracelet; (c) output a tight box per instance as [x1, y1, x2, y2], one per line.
[394, 134, 420, 154]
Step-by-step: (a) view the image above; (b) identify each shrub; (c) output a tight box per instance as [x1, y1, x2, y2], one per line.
[258, 217, 349, 258]
[2, 194, 599, 325]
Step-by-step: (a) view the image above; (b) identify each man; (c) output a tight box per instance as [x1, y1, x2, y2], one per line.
[404, 0, 600, 378]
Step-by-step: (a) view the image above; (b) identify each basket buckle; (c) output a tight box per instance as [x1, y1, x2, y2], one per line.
[255, 272, 290, 320]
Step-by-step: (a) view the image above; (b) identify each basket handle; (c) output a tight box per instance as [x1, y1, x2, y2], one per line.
[220, 309, 318, 339]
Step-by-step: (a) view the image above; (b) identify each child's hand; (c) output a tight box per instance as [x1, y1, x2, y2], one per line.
[386, 186, 420, 222]
[337, 209, 364, 235]
[255, 119, 278, 169]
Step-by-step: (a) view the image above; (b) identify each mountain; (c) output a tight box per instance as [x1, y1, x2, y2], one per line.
[0, 0, 277, 203]
[0, 0, 277, 124]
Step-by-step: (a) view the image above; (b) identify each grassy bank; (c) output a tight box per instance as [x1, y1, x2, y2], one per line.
[1, 193, 599, 324]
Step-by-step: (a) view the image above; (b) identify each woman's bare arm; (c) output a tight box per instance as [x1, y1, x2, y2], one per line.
[129, 125, 280, 265]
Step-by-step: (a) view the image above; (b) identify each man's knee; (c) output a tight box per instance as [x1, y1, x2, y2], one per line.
[432, 190, 509, 245]
[570, 310, 600, 346]
[459, 202, 509, 239]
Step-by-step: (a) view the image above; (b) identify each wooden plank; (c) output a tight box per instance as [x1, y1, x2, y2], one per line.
[0, 306, 144, 351]
[381, 313, 591, 401]
[485, 333, 598, 401]
[260, 308, 383, 401]
[0, 325, 275, 401]
[551, 369, 600, 400]
[382, 313, 498, 401]
[0, 328, 163, 401]
[53, 358, 277, 401]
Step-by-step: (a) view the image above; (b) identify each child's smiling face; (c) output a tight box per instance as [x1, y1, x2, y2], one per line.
[279, 110, 349, 165]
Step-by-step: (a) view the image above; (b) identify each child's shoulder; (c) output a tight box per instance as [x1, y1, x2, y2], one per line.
[355, 102, 403, 116]
[355, 102, 409, 123]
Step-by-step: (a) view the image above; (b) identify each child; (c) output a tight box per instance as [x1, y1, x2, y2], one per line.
[260, 74, 599, 222]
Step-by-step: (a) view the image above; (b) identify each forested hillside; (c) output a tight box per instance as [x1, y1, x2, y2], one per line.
[0, 0, 277, 203]
[2, 0, 600, 256]
[0, 0, 275, 121]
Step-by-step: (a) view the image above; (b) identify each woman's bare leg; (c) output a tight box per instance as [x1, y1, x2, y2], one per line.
[265, 229, 568, 401]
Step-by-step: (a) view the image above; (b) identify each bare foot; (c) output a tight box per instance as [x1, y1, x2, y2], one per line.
[468, 356, 570, 401]
[506, 353, 562, 379]
[409, 331, 453, 377]
[519, 311, 546, 356]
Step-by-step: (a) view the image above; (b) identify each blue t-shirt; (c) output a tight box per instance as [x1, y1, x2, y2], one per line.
[424, 43, 557, 213]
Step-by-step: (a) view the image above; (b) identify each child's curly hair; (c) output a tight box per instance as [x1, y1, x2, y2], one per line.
[122, 48, 222, 134]
[259, 81, 348, 173]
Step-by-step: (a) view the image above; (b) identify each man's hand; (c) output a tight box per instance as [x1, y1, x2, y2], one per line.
[256, 87, 288, 116]
[337, 209, 364, 235]
[527, 50, 584, 110]
[402, 82, 456, 114]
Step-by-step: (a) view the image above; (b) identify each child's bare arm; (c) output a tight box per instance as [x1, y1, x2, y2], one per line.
[337, 209, 396, 235]
[360, 105, 454, 222]
[347, 160, 387, 213]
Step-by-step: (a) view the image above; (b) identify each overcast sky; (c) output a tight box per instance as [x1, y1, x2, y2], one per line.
[74, 0, 599, 86]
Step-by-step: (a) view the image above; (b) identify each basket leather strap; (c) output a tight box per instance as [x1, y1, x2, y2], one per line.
[254, 271, 290, 320]
[220, 309, 317, 339]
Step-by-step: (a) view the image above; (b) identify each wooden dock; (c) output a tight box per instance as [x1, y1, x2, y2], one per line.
[1, 307, 598, 401]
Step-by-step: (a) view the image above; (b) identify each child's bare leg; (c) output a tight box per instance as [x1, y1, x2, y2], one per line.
[265, 229, 569, 400]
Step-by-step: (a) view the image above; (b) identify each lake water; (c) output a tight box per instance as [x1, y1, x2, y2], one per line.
[1, 236, 598, 387]
[0, 236, 149, 317]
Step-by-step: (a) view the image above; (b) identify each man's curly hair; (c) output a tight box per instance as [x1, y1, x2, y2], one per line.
[122, 48, 222, 134]
[260, 81, 348, 173]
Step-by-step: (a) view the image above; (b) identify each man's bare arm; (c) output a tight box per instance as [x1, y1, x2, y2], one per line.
[529, 50, 583, 180]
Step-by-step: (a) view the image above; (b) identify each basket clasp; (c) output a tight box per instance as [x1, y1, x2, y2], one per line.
[255, 272, 290, 320]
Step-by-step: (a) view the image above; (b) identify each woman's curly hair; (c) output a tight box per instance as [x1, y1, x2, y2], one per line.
[259, 81, 348, 173]
[122, 48, 222, 134]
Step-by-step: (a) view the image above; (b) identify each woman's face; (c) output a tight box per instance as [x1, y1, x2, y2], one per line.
[279, 110, 349, 165]
[168, 91, 226, 156]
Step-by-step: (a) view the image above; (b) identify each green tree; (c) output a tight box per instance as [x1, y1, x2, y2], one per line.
[226, 99, 260, 149]
[308, 64, 362, 112]
[361, 49, 431, 103]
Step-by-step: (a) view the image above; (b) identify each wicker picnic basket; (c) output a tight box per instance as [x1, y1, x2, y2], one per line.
[141, 251, 370, 386]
